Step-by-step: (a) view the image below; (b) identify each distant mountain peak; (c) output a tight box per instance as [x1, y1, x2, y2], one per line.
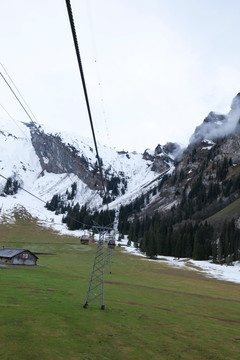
[230, 92, 240, 110]
[190, 93, 240, 145]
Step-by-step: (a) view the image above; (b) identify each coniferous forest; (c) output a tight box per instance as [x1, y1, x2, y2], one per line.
[123, 213, 240, 263]
[117, 154, 240, 264]
[45, 189, 115, 231]
[44, 141, 240, 265]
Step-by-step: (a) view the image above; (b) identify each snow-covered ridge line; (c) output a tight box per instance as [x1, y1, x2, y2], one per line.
[0, 117, 175, 225]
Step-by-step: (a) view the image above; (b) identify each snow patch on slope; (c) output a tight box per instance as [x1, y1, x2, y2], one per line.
[0, 118, 165, 227]
[119, 238, 240, 284]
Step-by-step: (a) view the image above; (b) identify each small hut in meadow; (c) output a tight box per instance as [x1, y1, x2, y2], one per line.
[0, 248, 38, 266]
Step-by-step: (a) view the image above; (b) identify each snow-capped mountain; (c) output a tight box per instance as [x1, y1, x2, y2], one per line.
[2, 92, 240, 233]
[0, 117, 175, 228]
[143, 92, 240, 223]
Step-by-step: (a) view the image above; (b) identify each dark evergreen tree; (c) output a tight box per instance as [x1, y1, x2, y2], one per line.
[4, 177, 20, 195]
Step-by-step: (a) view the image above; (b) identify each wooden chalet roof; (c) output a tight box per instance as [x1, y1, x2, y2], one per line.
[0, 248, 38, 259]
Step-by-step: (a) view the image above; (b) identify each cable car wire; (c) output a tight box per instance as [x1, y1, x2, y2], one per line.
[0, 173, 91, 229]
[0, 67, 108, 227]
[0, 68, 78, 185]
[0, 6, 114, 231]
[85, 3, 112, 148]
[0, 62, 38, 122]
[0, 72, 35, 125]
[0, 103, 30, 140]
[65, 0, 108, 204]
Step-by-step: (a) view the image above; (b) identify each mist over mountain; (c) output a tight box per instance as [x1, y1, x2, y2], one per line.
[190, 93, 240, 144]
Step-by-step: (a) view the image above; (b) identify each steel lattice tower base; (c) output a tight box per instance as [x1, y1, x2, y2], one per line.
[105, 247, 114, 274]
[83, 226, 112, 310]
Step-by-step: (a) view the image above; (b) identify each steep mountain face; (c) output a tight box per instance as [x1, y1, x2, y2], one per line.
[0, 118, 175, 226]
[143, 142, 182, 173]
[142, 93, 240, 225]
[29, 124, 102, 190]
[190, 93, 240, 144]
[1, 92, 240, 237]
[117, 94, 240, 264]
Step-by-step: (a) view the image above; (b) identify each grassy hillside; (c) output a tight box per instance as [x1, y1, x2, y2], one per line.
[0, 218, 240, 360]
[207, 197, 240, 229]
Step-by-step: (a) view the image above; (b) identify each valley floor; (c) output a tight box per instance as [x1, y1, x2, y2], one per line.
[0, 219, 240, 360]
[120, 238, 240, 284]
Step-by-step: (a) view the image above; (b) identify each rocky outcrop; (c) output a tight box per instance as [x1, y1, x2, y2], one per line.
[143, 143, 181, 174]
[190, 111, 228, 144]
[215, 135, 240, 164]
[190, 93, 240, 145]
[30, 127, 102, 190]
[143, 146, 171, 173]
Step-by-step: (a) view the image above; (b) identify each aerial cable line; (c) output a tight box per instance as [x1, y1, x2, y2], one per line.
[0, 173, 46, 205]
[0, 103, 30, 140]
[65, 0, 117, 311]
[0, 69, 76, 185]
[0, 63, 38, 122]
[0, 72, 35, 125]
[65, 0, 108, 203]
[0, 67, 110, 232]
[85, 2, 112, 148]
[0, 173, 92, 229]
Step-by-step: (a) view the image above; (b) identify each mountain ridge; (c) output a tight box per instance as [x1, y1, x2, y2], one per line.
[1, 93, 240, 238]
[0, 116, 175, 228]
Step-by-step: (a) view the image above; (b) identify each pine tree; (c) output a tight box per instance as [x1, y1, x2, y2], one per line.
[212, 238, 217, 263]
[146, 226, 158, 258]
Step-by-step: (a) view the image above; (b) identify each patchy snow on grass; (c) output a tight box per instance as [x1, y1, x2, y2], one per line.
[118, 238, 240, 284]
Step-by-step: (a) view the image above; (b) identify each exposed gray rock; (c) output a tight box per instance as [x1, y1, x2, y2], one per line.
[143, 144, 175, 174]
[190, 93, 240, 145]
[30, 128, 101, 190]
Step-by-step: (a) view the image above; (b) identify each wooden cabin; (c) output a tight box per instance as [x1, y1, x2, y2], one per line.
[0, 248, 38, 266]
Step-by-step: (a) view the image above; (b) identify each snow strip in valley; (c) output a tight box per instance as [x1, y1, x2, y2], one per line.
[119, 238, 240, 285]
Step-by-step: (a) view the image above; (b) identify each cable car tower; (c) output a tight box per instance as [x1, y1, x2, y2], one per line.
[83, 224, 113, 310]
[105, 233, 116, 274]
[65, 0, 117, 310]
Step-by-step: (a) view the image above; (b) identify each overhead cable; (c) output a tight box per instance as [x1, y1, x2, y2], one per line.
[0, 173, 89, 228]
[0, 63, 38, 122]
[0, 72, 35, 124]
[0, 68, 76, 185]
[0, 103, 29, 140]
[65, 0, 108, 202]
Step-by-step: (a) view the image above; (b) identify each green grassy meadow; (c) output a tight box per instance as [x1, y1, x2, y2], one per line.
[207, 197, 240, 228]
[0, 218, 240, 360]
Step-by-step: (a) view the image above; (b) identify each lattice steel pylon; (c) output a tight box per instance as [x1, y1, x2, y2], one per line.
[83, 225, 112, 310]
[105, 233, 116, 274]
[105, 247, 114, 274]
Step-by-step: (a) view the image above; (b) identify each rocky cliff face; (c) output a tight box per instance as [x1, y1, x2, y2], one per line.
[140, 93, 240, 219]
[29, 125, 102, 190]
[143, 142, 180, 173]
[26, 93, 240, 218]
[190, 93, 240, 144]
[2, 92, 240, 226]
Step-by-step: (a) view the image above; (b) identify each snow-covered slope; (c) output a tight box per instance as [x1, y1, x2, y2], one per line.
[0, 119, 98, 226]
[0, 118, 173, 228]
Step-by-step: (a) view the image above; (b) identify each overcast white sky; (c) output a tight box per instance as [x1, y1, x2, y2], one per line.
[1, 0, 240, 153]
